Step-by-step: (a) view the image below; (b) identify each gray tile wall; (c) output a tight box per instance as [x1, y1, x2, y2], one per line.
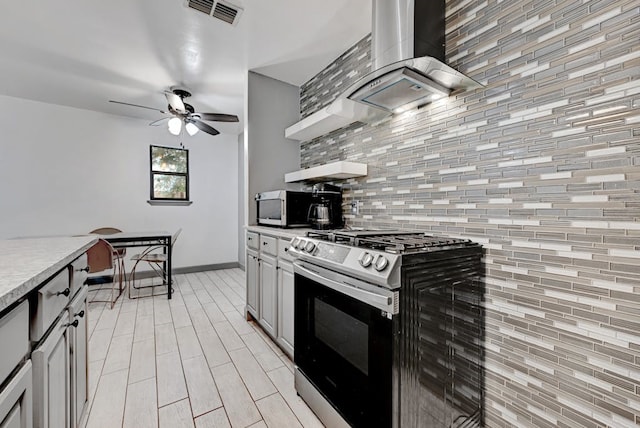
[300, 34, 372, 118]
[297, 0, 640, 426]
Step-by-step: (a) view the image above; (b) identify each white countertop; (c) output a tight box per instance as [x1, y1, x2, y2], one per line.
[0, 236, 98, 312]
[246, 225, 313, 240]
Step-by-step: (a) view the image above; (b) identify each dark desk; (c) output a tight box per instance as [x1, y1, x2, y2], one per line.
[103, 231, 173, 299]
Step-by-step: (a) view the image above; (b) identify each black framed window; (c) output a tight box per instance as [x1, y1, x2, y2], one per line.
[150, 145, 189, 201]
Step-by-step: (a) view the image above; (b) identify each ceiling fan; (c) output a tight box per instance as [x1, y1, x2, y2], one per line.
[109, 87, 239, 136]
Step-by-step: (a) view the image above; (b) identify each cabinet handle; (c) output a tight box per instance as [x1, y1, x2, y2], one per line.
[263, 242, 268, 246]
[284, 247, 289, 252]
[77, 266, 90, 273]
[64, 319, 79, 329]
[56, 287, 71, 297]
[75, 310, 85, 318]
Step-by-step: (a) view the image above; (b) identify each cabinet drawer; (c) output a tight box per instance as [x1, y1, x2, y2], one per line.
[278, 238, 294, 262]
[30, 268, 70, 342]
[260, 235, 278, 256]
[0, 301, 29, 386]
[69, 253, 89, 298]
[246, 232, 259, 250]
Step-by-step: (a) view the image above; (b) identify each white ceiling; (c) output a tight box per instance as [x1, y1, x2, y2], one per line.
[0, 0, 371, 134]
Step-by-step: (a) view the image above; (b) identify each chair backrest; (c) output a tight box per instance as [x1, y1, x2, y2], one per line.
[86, 239, 115, 273]
[90, 227, 123, 235]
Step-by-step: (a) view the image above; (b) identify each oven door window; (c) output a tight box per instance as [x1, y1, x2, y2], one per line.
[295, 272, 393, 427]
[314, 298, 369, 375]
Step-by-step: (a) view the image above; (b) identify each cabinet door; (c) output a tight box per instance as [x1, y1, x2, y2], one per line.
[68, 287, 88, 428]
[0, 361, 32, 428]
[246, 249, 260, 319]
[258, 253, 278, 337]
[277, 260, 295, 357]
[32, 314, 70, 428]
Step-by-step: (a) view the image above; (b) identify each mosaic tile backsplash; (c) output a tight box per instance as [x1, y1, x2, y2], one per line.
[298, 0, 640, 426]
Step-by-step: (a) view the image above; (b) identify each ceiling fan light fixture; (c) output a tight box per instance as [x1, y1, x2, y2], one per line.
[168, 117, 182, 135]
[185, 122, 199, 136]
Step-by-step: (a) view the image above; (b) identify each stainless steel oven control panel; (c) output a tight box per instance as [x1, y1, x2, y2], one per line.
[289, 237, 402, 289]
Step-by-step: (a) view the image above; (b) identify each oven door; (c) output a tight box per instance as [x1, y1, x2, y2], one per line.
[294, 261, 396, 428]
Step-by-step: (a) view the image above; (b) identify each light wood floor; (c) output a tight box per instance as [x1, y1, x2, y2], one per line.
[84, 269, 324, 428]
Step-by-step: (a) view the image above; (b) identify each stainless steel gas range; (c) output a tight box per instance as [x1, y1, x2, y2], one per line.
[289, 230, 484, 428]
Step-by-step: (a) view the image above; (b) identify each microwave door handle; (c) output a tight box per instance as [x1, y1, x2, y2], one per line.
[294, 262, 395, 313]
[282, 198, 285, 223]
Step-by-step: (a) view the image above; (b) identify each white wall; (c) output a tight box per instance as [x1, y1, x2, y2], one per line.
[0, 94, 239, 269]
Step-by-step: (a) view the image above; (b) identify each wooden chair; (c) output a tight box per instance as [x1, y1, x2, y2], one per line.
[129, 228, 181, 299]
[86, 238, 124, 309]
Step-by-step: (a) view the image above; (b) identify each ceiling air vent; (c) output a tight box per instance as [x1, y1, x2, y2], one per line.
[186, 0, 243, 26]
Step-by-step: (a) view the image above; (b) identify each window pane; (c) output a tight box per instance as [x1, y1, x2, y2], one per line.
[153, 174, 187, 199]
[151, 146, 187, 173]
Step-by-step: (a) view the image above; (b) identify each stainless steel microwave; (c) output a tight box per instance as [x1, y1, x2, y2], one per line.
[255, 190, 312, 227]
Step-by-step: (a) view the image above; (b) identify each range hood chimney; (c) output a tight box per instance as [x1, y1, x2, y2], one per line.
[284, 0, 484, 142]
[346, 0, 482, 113]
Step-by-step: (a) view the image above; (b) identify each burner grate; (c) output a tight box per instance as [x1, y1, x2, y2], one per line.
[355, 234, 470, 253]
[306, 230, 471, 254]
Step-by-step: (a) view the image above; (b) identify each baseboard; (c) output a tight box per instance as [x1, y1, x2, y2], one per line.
[175, 262, 241, 274]
[86, 262, 241, 284]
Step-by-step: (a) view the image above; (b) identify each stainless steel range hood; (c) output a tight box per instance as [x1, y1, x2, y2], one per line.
[285, 0, 482, 141]
[346, 0, 482, 113]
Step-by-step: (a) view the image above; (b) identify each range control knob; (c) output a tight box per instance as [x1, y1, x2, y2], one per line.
[296, 239, 306, 250]
[290, 238, 299, 249]
[374, 255, 389, 272]
[358, 252, 374, 267]
[304, 241, 316, 253]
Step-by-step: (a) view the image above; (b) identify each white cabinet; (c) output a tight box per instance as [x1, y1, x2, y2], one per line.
[24, 255, 89, 428]
[246, 249, 260, 319]
[30, 269, 70, 342]
[245, 231, 279, 337]
[0, 300, 31, 428]
[258, 253, 277, 337]
[32, 271, 89, 428]
[0, 361, 32, 428]
[31, 265, 90, 428]
[259, 234, 279, 341]
[246, 230, 298, 358]
[68, 287, 88, 428]
[32, 313, 71, 428]
[0, 245, 91, 428]
[276, 259, 295, 357]
[0, 302, 29, 388]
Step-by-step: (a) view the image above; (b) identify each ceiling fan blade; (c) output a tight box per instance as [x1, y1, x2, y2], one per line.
[165, 92, 186, 114]
[149, 117, 170, 126]
[109, 100, 166, 113]
[194, 113, 239, 122]
[191, 119, 220, 136]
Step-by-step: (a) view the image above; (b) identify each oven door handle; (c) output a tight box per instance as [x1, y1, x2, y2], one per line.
[294, 262, 398, 314]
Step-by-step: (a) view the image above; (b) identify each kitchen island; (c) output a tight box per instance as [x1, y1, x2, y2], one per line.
[0, 236, 96, 311]
[0, 235, 97, 428]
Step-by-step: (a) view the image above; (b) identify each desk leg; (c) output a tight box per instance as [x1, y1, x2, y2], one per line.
[167, 237, 172, 299]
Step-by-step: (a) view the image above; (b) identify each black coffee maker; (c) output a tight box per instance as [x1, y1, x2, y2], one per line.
[307, 183, 343, 230]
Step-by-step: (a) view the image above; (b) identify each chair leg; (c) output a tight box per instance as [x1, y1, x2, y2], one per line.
[109, 257, 125, 309]
[128, 260, 174, 299]
[88, 259, 124, 310]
